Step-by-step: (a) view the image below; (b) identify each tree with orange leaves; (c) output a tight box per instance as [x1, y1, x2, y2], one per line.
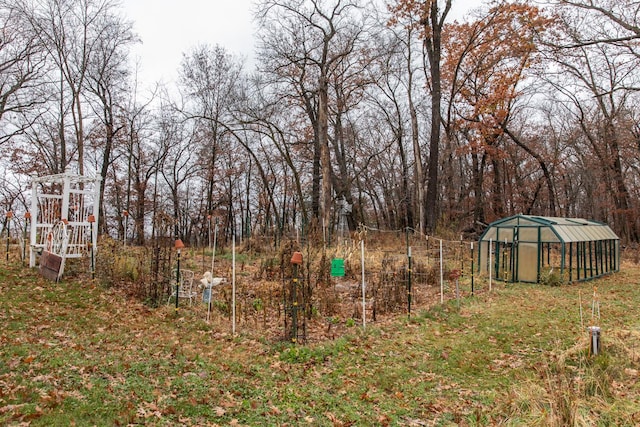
[441, 2, 554, 224]
[389, 0, 452, 233]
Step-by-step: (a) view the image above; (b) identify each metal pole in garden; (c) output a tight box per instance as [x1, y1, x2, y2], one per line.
[207, 220, 218, 323]
[6, 211, 12, 262]
[175, 239, 185, 311]
[232, 234, 236, 335]
[123, 210, 128, 246]
[489, 239, 493, 291]
[471, 242, 474, 296]
[361, 239, 366, 330]
[210, 219, 218, 274]
[579, 290, 584, 330]
[292, 261, 298, 342]
[407, 245, 412, 318]
[23, 212, 31, 265]
[460, 235, 464, 275]
[290, 252, 303, 343]
[208, 215, 212, 250]
[88, 215, 96, 279]
[440, 239, 444, 304]
[405, 227, 409, 254]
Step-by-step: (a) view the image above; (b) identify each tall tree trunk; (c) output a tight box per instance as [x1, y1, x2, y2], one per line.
[134, 178, 146, 245]
[58, 72, 66, 173]
[472, 152, 486, 226]
[605, 122, 637, 241]
[425, 60, 442, 232]
[318, 71, 332, 240]
[422, 0, 451, 232]
[405, 28, 424, 234]
[491, 157, 504, 219]
[73, 92, 85, 175]
[98, 116, 113, 235]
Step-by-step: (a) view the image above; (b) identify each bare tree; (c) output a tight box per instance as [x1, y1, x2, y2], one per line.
[84, 10, 137, 230]
[256, 0, 372, 237]
[546, 0, 640, 240]
[555, 0, 640, 49]
[121, 98, 166, 244]
[441, 2, 554, 223]
[0, 5, 47, 145]
[179, 44, 243, 217]
[365, 24, 430, 231]
[390, 0, 452, 232]
[10, 0, 125, 174]
[158, 110, 200, 241]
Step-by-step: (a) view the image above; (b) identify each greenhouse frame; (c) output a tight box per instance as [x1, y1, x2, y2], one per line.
[477, 215, 620, 283]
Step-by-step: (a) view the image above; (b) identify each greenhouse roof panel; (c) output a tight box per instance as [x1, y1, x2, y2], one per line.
[479, 215, 619, 243]
[554, 225, 589, 242]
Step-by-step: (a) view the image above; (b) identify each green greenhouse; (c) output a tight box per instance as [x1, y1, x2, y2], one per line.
[477, 215, 620, 283]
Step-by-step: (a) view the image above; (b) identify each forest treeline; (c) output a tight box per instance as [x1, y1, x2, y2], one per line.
[1, 0, 639, 244]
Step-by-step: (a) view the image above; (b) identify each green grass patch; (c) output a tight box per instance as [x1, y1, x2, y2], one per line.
[1, 261, 640, 425]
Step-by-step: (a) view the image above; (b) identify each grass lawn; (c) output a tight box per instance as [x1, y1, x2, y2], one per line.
[1, 260, 639, 426]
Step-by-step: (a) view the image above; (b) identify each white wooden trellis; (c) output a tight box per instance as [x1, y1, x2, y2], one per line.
[29, 171, 101, 279]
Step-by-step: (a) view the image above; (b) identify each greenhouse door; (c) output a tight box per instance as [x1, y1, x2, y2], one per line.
[515, 226, 539, 282]
[516, 242, 539, 282]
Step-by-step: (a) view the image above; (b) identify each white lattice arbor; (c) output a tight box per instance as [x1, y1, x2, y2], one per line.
[29, 172, 101, 278]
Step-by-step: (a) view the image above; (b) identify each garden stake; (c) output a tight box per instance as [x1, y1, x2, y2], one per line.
[6, 211, 12, 262]
[470, 242, 474, 296]
[407, 245, 412, 318]
[439, 239, 444, 304]
[361, 239, 366, 330]
[88, 214, 95, 279]
[290, 251, 304, 343]
[208, 215, 211, 249]
[592, 286, 600, 320]
[23, 212, 30, 265]
[460, 235, 464, 276]
[405, 227, 409, 256]
[232, 234, 236, 335]
[489, 238, 493, 291]
[175, 239, 185, 311]
[207, 220, 218, 323]
[292, 260, 299, 342]
[123, 210, 128, 246]
[579, 290, 584, 330]
[588, 289, 602, 357]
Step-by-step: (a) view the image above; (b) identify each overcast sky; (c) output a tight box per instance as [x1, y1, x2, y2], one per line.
[122, 0, 472, 91]
[122, 0, 256, 89]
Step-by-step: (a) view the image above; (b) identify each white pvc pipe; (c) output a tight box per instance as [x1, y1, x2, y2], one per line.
[440, 239, 444, 304]
[207, 222, 218, 323]
[361, 239, 366, 330]
[29, 180, 37, 267]
[579, 290, 583, 330]
[232, 234, 236, 335]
